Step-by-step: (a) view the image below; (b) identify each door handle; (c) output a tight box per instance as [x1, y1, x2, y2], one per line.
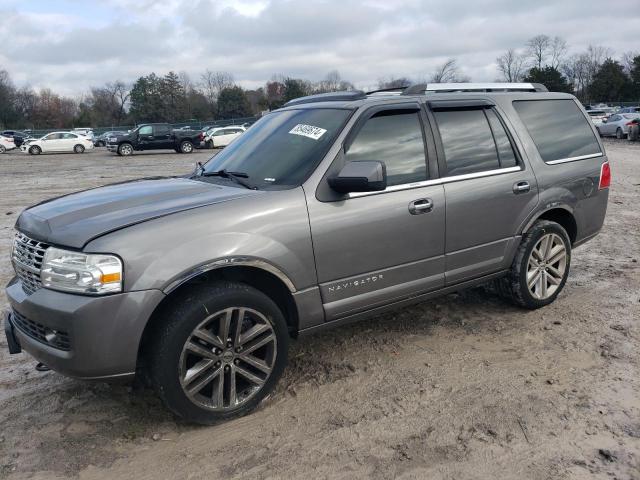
[513, 181, 530, 194]
[409, 198, 433, 215]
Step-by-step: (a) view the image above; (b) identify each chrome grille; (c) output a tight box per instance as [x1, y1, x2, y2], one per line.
[11, 309, 71, 351]
[12, 232, 49, 295]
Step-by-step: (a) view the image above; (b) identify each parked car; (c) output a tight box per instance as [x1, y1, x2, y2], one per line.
[0, 134, 16, 153]
[72, 128, 94, 139]
[617, 106, 640, 114]
[596, 113, 640, 138]
[627, 118, 640, 141]
[106, 123, 204, 155]
[203, 125, 246, 149]
[20, 131, 95, 154]
[1, 130, 30, 147]
[586, 110, 611, 126]
[94, 131, 126, 147]
[4, 83, 610, 425]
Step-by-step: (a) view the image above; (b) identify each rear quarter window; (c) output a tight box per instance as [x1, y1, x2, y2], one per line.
[512, 99, 601, 163]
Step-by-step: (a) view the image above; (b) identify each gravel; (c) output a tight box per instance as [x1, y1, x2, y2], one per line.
[0, 140, 638, 479]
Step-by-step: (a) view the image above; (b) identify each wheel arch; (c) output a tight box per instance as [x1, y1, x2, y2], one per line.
[137, 263, 300, 374]
[522, 206, 577, 245]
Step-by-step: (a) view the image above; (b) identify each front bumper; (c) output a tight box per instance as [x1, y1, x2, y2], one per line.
[4, 277, 165, 380]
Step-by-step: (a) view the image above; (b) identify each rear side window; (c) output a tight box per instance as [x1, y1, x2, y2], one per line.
[346, 109, 427, 186]
[513, 100, 601, 162]
[434, 108, 518, 176]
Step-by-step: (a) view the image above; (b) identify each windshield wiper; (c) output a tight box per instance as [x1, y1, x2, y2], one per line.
[201, 169, 257, 190]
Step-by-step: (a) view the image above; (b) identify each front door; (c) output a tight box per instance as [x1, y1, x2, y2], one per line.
[429, 105, 538, 284]
[306, 105, 445, 321]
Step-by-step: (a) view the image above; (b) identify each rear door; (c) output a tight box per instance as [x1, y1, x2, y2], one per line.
[152, 124, 172, 149]
[306, 104, 446, 321]
[429, 102, 538, 284]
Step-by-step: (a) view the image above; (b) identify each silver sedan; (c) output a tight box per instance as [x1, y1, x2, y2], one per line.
[597, 113, 640, 139]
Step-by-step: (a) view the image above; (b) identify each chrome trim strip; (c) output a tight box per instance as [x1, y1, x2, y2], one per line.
[348, 166, 521, 198]
[545, 153, 604, 165]
[164, 257, 297, 293]
[426, 82, 537, 92]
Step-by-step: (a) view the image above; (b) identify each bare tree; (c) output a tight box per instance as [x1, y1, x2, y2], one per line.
[376, 77, 413, 89]
[621, 51, 638, 75]
[526, 34, 551, 69]
[110, 81, 130, 125]
[315, 70, 354, 93]
[199, 70, 234, 103]
[429, 58, 469, 83]
[550, 36, 568, 69]
[496, 49, 527, 82]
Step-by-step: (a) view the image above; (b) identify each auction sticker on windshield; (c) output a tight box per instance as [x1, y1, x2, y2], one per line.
[288, 124, 327, 140]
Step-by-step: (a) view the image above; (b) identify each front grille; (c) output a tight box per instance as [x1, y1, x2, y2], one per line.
[12, 232, 49, 295]
[11, 309, 71, 351]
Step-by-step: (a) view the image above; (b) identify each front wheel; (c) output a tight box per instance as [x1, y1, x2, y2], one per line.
[118, 143, 133, 156]
[29, 145, 41, 155]
[148, 282, 289, 424]
[0, 145, 5, 154]
[73, 144, 85, 153]
[496, 220, 571, 309]
[180, 140, 194, 153]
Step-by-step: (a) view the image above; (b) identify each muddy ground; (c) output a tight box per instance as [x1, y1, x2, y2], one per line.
[0, 141, 638, 480]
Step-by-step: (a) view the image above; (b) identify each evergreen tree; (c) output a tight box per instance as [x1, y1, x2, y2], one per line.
[217, 86, 251, 119]
[524, 66, 573, 93]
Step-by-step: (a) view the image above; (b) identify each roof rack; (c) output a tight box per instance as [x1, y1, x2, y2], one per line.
[365, 86, 410, 96]
[402, 82, 548, 95]
[283, 90, 366, 107]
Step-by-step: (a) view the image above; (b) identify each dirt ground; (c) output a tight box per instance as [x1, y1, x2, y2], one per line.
[0, 141, 638, 480]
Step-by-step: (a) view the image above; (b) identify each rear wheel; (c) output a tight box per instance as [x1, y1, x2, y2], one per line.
[616, 127, 624, 139]
[628, 124, 639, 142]
[73, 144, 85, 153]
[118, 143, 133, 156]
[495, 220, 571, 309]
[180, 140, 194, 153]
[148, 282, 289, 424]
[29, 145, 41, 155]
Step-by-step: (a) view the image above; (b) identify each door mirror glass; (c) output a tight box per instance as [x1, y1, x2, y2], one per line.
[328, 161, 387, 193]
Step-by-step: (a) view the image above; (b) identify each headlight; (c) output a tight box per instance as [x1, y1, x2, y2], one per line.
[41, 247, 122, 295]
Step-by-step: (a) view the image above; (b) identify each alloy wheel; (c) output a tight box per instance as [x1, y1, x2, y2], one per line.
[526, 233, 567, 300]
[179, 307, 277, 411]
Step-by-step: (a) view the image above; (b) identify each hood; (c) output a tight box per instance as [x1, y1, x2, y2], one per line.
[16, 177, 261, 248]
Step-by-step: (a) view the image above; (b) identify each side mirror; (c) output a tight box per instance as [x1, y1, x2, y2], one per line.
[602, 118, 608, 123]
[328, 161, 387, 193]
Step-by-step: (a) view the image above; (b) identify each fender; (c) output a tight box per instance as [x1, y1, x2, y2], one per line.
[163, 256, 297, 294]
[520, 203, 575, 234]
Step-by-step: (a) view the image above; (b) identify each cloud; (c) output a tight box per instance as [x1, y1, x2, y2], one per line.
[0, 0, 638, 96]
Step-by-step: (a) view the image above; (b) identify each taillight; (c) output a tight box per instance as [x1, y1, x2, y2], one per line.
[625, 122, 635, 126]
[599, 162, 611, 190]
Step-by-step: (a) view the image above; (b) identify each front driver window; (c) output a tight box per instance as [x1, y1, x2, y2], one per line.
[139, 126, 153, 135]
[345, 109, 428, 187]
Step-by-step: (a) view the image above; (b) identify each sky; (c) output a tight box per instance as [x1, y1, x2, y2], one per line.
[1, 0, 638, 97]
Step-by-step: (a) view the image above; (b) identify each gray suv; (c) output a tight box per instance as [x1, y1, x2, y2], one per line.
[4, 83, 610, 424]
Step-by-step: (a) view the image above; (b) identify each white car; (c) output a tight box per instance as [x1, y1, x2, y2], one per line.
[596, 113, 640, 139]
[72, 128, 94, 139]
[21, 131, 95, 155]
[587, 109, 612, 127]
[204, 125, 246, 148]
[0, 134, 16, 153]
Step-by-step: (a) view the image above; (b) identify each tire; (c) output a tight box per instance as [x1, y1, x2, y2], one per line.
[628, 124, 639, 142]
[205, 139, 213, 149]
[73, 144, 85, 153]
[495, 220, 571, 309]
[148, 281, 289, 425]
[29, 145, 41, 155]
[616, 128, 624, 139]
[118, 143, 133, 156]
[180, 140, 194, 153]
[0, 145, 5, 154]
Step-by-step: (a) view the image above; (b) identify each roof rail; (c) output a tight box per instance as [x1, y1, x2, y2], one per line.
[283, 90, 366, 107]
[365, 86, 410, 96]
[402, 82, 548, 95]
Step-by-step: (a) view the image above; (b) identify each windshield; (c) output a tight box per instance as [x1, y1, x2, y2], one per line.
[200, 108, 352, 189]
